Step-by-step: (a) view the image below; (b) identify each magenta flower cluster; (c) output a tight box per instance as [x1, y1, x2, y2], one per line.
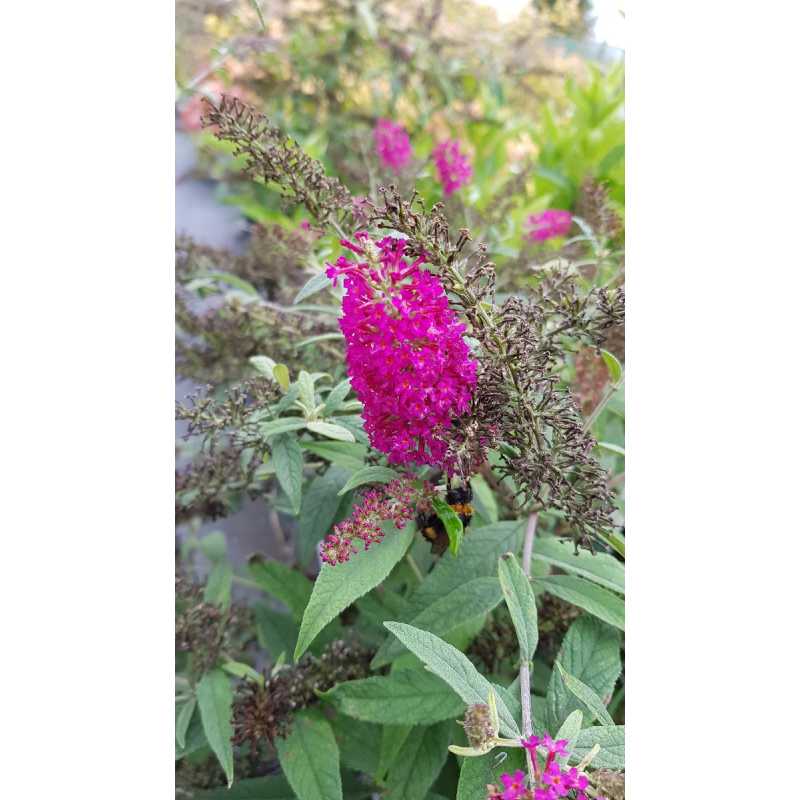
[326, 234, 477, 471]
[319, 477, 435, 566]
[373, 119, 412, 171]
[486, 733, 606, 800]
[432, 139, 473, 196]
[525, 209, 573, 243]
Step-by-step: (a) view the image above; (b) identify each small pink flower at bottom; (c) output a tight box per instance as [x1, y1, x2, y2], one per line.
[521, 733, 541, 752]
[563, 767, 589, 792]
[499, 770, 527, 800]
[541, 763, 570, 797]
[542, 733, 570, 757]
[533, 789, 558, 800]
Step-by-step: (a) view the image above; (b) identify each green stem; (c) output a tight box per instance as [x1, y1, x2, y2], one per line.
[581, 369, 625, 440]
[405, 553, 424, 584]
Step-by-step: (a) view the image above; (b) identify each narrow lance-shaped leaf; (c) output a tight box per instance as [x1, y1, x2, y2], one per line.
[383, 622, 520, 737]
[533, 575, 625, 631]
[430, 495, 464, 556]
[554, 709, 583, 767]
[249, 557, 313, 623]
[385, 722, 450, 800]
[321, 669, 466, 726]
[498, 553, 538, 662]
[275, 709, 342, 800]
[295, 524, 413, 659]
[271, 433, 304, 515]
[338, 465, 403, 495]
[306, 421, 356, 442]
[531, 536, 624, 594]
[570, 725, 625, 769]
[175, 695, 197, 749]
[554, 661, 615, 726]
[197, 669, 234, 786]
[295, 270, 333, 304]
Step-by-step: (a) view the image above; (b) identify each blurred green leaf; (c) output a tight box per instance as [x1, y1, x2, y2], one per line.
[272, 433, 304, 514]
[338, 466, 402, 495]
[430, 495, 464, 556]
[197, 669, 234, 785]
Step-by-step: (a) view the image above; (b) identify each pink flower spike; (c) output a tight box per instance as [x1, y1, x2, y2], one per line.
[373, 119, 412, 171]
[524, 209, 573, 243]
[499, 770, 527, 800]
[541, 763, 570, 797]
[432, 139, 473, 196]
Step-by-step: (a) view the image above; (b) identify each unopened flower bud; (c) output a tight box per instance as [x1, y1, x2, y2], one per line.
[463, 702, 496, 749]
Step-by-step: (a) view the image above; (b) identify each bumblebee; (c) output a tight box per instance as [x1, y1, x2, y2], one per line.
[419, 480, 475, 555]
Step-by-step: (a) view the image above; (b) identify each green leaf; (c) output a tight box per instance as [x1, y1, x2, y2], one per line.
[338, 465, 402, 495]
[600, 349, 622, 383]
[430, 495, 464, 556]
[323, 669, 466, 725]
[221, 661, 263, 684]
[297, 332, 345, 348]
[175, 695, 197, 749]
[330, 415, 370, 444]
[273, 364, 291, 392]
[249, 355, 277, 377]
[373, 577, 503, 668]
[355, 0, 379, 42]
[246, 0, 267, 34]
[259, 417, 307, 438]
[533, 575, 625, 631]
[197, 669, 234, 786]
[194, 531, 227, 564]
[204, 562, 233, 606]
[531, 536, 625, 594]
[323, 379, 352, 415]
[175, 698, 207, 759]
[378, 725, 412, 782]
[330, 716, 382, 777]
[295, 524, 413, 659]
[554, 661, 614, 726]
[295, 270, 334, 304]
[249, 558, 313, 623]
[498, 553, 538, 662]
[297, 466, 352, 569]
[204, 272, 259, 296]
[299, 440, 367, 474]
[254, 604, 299, 661]
[457, 749, 526, 800]
[383, 623, 520, 737]
[297, 370, 316, 411]
[554, 709, 583, 766]
[306, 421, 356, 442]
[197, 775, 295, 799]
[385, 722, 450, 800]
[276, 709, 342, 800]
[271, 433, 304, 515]
[598, 144, 625, 176]
[597, 441, 625, 457]
[545, 614, 621, 732]
[372, 521, 526, 668]
[570, 725, 625, 769]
